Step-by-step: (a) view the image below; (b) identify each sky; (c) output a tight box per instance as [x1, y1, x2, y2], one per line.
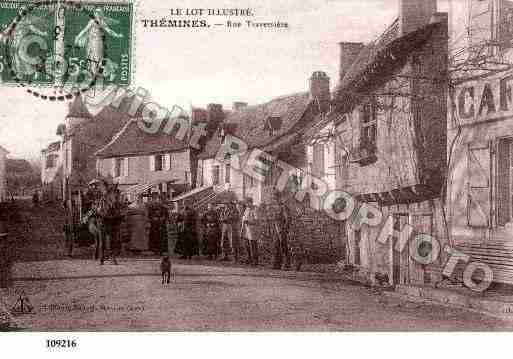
[0, 0, 467, 160]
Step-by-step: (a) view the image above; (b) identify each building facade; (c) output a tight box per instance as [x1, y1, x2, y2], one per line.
[95, 118, 193, 201]
[61, 95, 135, 202]
[447, 0, 513, 285]
[198, 72, 330, 207]
[309, 0, 449, 286]
[41, 141, 63, 202]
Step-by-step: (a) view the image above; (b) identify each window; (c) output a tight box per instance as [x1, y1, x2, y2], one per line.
[335, 143, 349, 183]
[467, 141, 492, 227]
[264, 163, 275, 186]
[114, 158, 123, 178]
[499, 2, 513, 50]
[288, 169, 303, 193]
[154, 155, 163, 171]
[244, 173, 256, 189]
[312, 143, 325, 177]
[45, 154, 57, 169]
[225, 163, 231, 184]
[212, 165, 220, 185]
[265, 116, 282, 136]
[360, 101, 377, 152]
[497, 138, 513, 226]
[167, 153, 173, 170]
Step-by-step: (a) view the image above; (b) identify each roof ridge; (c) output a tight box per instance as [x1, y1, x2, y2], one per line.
[226, 91, 309, 117]
[95, 118, 138, 157]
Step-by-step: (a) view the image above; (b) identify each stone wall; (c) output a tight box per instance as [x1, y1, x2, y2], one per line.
[253, 199, 346, 268]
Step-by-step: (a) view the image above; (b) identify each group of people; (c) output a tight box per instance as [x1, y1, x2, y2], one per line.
[146, 192, 199, 259]
[64, 179, 127, 265]
[65, 181, 293, 270]
[146, 194, 262, 266]
[201, 198, 260, 265]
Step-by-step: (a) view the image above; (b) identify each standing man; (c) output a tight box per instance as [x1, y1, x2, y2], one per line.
[241, 198, 259, 265]
[276, 199, 292, 270]
[146, 192, 167, 255]
[219, 201, 239, 261]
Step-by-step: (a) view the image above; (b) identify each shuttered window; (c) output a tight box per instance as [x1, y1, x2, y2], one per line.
[467, 141, 492, 228]
[149, 156, 155, 172]
[360, 101, 377, 153]
[212, 165, 220, 185]
[225, 163, 231, 184]
[154, 155, 164, 172]
[497, 138, 512, 226]
[124, 158, 129, 177]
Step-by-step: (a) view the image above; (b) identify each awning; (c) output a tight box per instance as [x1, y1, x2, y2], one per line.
[170, 185, 213, 202]
[123, 181, 176, 196]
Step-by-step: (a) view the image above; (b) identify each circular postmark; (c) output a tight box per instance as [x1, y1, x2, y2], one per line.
[0, 0, 112, 101]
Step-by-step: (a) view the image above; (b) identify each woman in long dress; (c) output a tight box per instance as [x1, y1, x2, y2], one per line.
[74, 8, 123, 76]
[174, 206, 199, 259]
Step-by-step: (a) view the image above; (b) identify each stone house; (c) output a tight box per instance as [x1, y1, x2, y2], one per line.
[306, 0, 449, 286]
[447, 0, 513, 285]
[41, 141, 63, 201]
[95, 118, 193, 201]
[195, 73, 347, 266]
[197, 71, 331, 207]
[0, 146, 8, 201]
[61, 95, 135, 202]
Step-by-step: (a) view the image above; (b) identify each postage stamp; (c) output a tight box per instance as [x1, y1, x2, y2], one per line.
[0, 0, 133, 98]
[63, 1, 133, 86]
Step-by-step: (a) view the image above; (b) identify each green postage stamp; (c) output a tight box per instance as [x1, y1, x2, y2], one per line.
[0, 0, 133, 89]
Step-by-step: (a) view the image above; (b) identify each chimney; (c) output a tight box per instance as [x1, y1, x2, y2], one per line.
[338, 42, 364, 82]
[309, 71, 331, 113]
[207, 103, 224, 120]
[191, 107, 208, 125]
[399, 0, 436, 36]
[232, 102, 248, 112]
[206, 103, 225, 132]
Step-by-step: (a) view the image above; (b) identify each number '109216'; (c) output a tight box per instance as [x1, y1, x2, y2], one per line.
[46, 339, 77, 348]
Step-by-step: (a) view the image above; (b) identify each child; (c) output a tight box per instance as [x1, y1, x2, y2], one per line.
[160, 256, 172, 284]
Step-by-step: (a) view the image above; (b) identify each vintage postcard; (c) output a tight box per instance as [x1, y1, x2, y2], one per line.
[1, 0, 513, 353]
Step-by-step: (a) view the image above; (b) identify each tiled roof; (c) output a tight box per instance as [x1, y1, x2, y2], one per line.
[199, 92, 312, 159]
[95, 119, 190, 158]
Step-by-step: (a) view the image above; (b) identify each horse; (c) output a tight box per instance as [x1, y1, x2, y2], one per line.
[85, 180, 124, 265]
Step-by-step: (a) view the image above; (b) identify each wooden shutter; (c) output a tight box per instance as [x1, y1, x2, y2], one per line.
[149, 155, 155, 172]
[313, 143, 325, 177]
[124, 158, 129, 177]
[497, 139, 511, 226]
[163, 154, 170, 171]
[467, 141, 492, 228]
[111, 158, 117, 178]
[166, 154, 172, 171]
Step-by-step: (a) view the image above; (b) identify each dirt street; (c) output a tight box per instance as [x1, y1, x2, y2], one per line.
[1, 259, 511, 331]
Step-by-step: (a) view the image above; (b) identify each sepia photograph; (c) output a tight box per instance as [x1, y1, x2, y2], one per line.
[1, 0, 513, 355]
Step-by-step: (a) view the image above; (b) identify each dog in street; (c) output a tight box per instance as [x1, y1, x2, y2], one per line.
[161, 256, 172, 284]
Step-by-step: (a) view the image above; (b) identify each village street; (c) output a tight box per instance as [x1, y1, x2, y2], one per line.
[1, 258, 512, 331]
[1, 201, 513, 331]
